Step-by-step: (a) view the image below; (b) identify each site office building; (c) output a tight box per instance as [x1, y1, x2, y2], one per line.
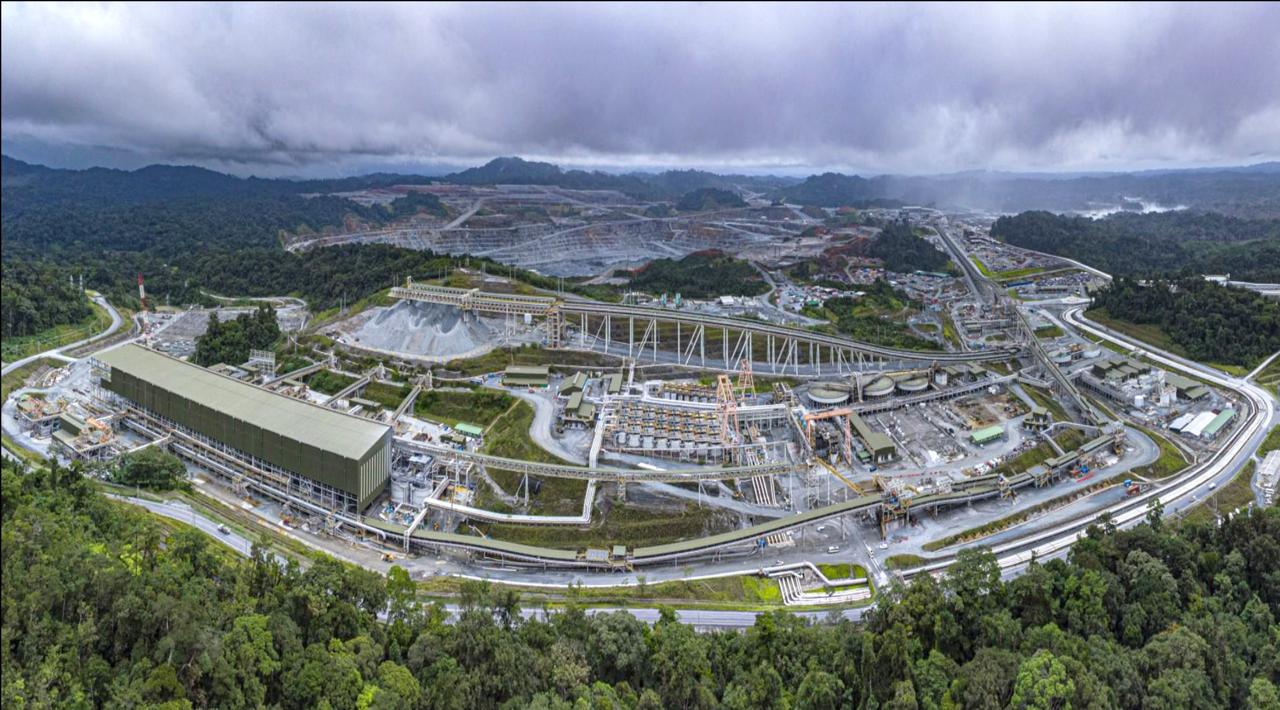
[97, 344, 391, 513]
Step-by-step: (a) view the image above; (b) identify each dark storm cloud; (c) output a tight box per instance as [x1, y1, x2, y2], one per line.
[3, 2, 1278, 175]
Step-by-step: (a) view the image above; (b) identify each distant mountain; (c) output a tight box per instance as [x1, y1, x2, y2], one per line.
[446, 156, 566, 184]
[444, 157, 797, 200]
[1, 155, 437, 214]
[774, 173, 905, 208]
[774, 165, 1280, 218]
[5, 153, 1278, 218]
[445, 157, 654, 196]
[675, 187, 747, 211]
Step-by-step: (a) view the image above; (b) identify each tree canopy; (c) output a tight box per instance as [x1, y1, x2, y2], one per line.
[192, 304, 281, 367]
[5, 454, 1278, 709]
[991, 210, 1280, 282]
[1091, 277, 1280, 366]
[627, 250, 769, 299]
[112, 447, 188, 491]
[869, 220, 951, 273]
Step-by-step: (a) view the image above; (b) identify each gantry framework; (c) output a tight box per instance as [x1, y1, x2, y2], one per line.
[390, 281, 1018, 375]
[395, 436, 792, 481]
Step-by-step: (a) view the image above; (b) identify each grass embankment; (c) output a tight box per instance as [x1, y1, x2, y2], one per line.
[360, 381, 411, 410]
[970, 257, 993, 278]
[306, 369, 357, 395]
[273, 353, 314, 376]
[940, 311, 962, 348]
[993, 266, 1048, 281]
[1034, 325, 1065, 339]
[884, 554, 926, 570]
[695, 374, 801, 395]
[1085, 307, 1187, 358]
[1254, 360, 1280, 397]
[417, 573, 786, 610]
[1259, 426, 1280, 458]
[308, 288, 395, 328]
[986, 429, 1086, 480]
[2, 434, 46, 466]
[443, 346, 619, 378]
[477, 502, 735, 550]
[1, 357, 67, 401]
[1179, 461, 1258, 526]
[1, 302, 112, 361]
[413, 388, 515, 428]
[1131, 425, 1190, 480]
[478, 401, 587, 515]
[817, 563, 868, 581]
[1023, 385, 1070, 424]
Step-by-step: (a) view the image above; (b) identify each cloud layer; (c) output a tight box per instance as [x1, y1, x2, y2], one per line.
[3, 2, 1278, 175]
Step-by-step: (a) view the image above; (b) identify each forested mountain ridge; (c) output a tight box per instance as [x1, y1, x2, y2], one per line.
[992, 210, 1280, 282]
[1090, 277, 1280, 366]
[446, 157, 796, 200]
[3, 456, 1278, 708]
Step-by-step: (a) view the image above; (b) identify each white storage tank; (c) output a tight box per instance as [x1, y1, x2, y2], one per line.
[409, 481, 428, 507]
[391, 479, 410, 505]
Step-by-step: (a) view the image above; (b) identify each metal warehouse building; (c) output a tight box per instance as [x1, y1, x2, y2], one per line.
[97, 344, 391, 512]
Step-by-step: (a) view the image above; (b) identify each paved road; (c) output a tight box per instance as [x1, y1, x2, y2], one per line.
[111, 495, 257, 557]
[505, 388, 588, 464]
[2, 295, 123, 376]
[1061, 307, 1275, 519]
[111, 493, 860, 629]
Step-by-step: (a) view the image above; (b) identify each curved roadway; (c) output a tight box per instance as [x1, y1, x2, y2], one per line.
[2, 295, 124, 376]
[899, 307, 1273, 580]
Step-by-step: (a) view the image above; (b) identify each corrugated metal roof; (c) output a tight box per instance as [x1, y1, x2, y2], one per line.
[970, 425, 1004, 442]
[1184, 386, 1209, 400]
[1182, 410, 1217, 437]
[455, 422, 484, 436]
[1200, 408, 1235, 437]
[99, 344, 389, 462]
[504, 365, 549, 376]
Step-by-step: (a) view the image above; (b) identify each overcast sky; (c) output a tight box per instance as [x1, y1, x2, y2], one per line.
[3, 2, 1278, 177]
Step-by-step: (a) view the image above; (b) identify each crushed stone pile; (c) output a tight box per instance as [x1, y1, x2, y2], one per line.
[349, 301, 494, 357]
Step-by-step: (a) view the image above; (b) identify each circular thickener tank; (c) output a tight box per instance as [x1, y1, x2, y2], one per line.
[865, 376, 895, 398]
[1083, 348, 1102, 359]
[1051, 350, 1072, 365]
[807, 383, 850, 406]
[897, 377, 928, 393]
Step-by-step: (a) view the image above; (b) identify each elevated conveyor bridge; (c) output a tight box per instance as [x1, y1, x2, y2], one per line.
[391, 281, 1017, 374]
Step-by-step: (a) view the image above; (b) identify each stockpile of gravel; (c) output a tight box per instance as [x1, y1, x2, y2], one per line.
[350, 301, 494, 357]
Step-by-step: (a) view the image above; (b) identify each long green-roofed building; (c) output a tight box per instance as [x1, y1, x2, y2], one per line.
[970, 425, 1005, 446]
[96, 344, 392, 511]
[503, 365, 549, 387]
